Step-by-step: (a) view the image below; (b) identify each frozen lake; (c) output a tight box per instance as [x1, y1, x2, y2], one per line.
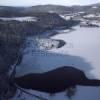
[51, 26, 100, 79]
[13, 26, 100, 100]
[0, 16, 37, 22]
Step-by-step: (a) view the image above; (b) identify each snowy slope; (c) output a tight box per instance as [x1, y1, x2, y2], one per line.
[11, 26, 100, 100]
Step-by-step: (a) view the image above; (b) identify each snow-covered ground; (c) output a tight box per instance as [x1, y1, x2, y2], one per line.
[23, 37, 62, 52]
[84, 14, 100, 18]
[11, 26, 100, 100]
[60, 15, 71, 20]
[0, 16, 37, 22]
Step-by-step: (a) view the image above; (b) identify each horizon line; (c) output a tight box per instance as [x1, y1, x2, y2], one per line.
[0, 2, 100, 7]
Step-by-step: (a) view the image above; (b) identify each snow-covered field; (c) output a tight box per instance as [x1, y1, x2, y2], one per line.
[12, 26, 100, 100]
[84, 14, 100, 18]
[0, 16, 37, 22]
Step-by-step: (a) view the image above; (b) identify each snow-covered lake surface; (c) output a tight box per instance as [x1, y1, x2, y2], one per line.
[12, 26, 100, 100]
[0, 17, 37, 22]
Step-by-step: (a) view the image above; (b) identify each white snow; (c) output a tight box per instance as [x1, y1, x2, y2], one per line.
[11, 26, 100, 100]
[51, 26, 100, 78]
[0, 16, 37, 22]
[84, 14, 100, 18]
[78, 12, 85, 14]
[60, 15, 71, 20]
[92, 6, 98, 9]
[84, 14, 95, 18]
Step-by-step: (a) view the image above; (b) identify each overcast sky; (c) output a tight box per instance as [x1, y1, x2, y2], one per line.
[0, 0, 100, 6]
